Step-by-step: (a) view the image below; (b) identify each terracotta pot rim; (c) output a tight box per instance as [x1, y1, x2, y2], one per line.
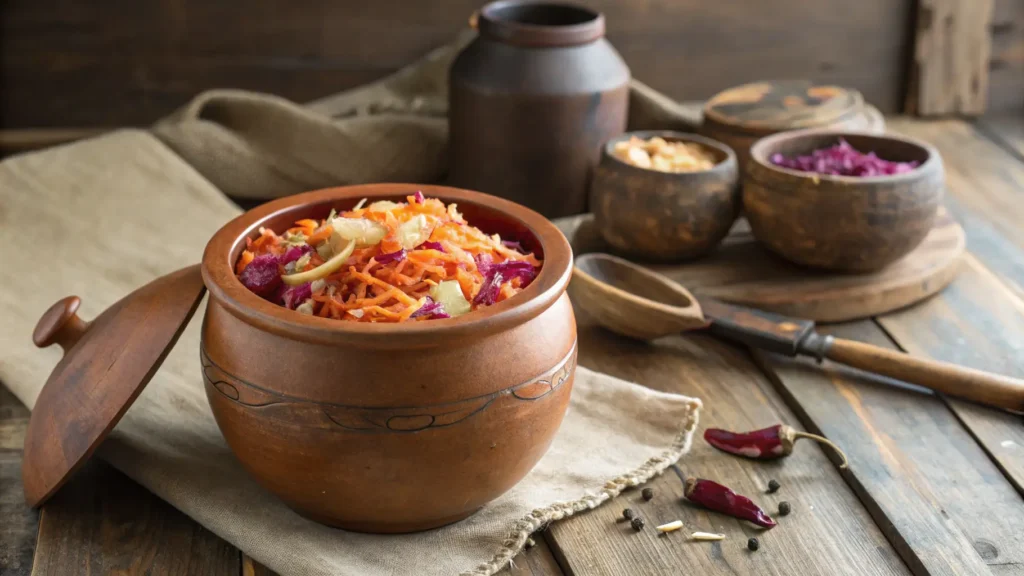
[747, 128, 942, 187]
[478, 0, 605, 47]
[601, 130, 738, 178]
[201, 184, 573, 347]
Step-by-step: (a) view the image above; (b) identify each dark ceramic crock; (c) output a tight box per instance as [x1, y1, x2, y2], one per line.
[744, 130, 944, 272]
[200, 184, 576, 533]
[448, 0, 630, 219]
[590, 131, 740, 262]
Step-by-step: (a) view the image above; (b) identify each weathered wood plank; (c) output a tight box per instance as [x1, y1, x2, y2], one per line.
[887, 117, 1024, 495]
[501, 534, 565, 576]
[755, 321, 1024, 575]
[875, 256, 1024, 495]
[0, 385, 37, 576]
[30, 459, 240, 576]
[545, 309, 909, 576]
[976, 114, 1024, 161]
[241, 555, 274, 576]
[0, 0, 913, 127]
[907, 0, 994, 116]
[987, 0, 1024, 114]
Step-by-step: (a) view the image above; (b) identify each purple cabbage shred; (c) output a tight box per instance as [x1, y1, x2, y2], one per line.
[240, 245, 316, 300]
[410, 296, 451, 319]
[279, 244, 313, 266]
[770, 139, 919, 177]
[473, 271, 505, 306]
[475, 253, 494, 270]
[501, 239, 524, 253]
[413, 190, 425, 204]
[376, 249, 407, 264]
[473, 256, 539, 306]
[280, 282, 313, 309]
[416, 241, 445, 252]
[239, 254, 282, 297]
[477, 256, 538, 286]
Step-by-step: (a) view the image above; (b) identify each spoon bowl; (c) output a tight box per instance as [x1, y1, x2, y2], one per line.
[571, 253, 708, 340]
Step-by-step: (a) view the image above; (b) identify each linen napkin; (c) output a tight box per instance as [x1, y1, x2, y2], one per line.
[0, 130, 702, 576]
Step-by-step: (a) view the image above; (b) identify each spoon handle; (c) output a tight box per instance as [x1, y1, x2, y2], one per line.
[824, 337, 1024, 413]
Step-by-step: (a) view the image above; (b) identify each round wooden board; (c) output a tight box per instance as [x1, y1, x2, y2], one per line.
[556, 210, 965, 323]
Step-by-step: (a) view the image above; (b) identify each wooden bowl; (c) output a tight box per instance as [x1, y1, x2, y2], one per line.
[589, 131, 740, 262]
[743, 130, 945, 272]
[201, 184, 576, 533]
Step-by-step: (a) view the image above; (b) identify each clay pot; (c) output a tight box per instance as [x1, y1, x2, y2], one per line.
[589, 131, 740, 262]
[448, 0, 630, 219]
[200, 184, 576, 532]
[744, 130, 944, 272]
[25, 184, 576, 530]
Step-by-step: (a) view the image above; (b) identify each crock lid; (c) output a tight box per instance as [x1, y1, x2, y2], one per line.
[476, 1, 605, 47]
[703, 80, 864, 134]
[22, 265, 205, 507]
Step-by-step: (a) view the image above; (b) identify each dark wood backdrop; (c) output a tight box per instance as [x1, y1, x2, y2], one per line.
[0, 0, 1021, 130]
[989, 0, 1024, 112]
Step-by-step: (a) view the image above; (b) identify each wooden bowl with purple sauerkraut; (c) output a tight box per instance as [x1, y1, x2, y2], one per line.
[743, 129, 944, 272]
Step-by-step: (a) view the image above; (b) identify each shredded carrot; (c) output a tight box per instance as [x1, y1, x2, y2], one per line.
[306, 225, 334, 246]
[498, 282, 517, 302]
[236, 194, 542, 322]
[236, 250, 255, 274]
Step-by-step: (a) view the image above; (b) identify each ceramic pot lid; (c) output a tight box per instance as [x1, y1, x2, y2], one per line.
[703, 80, 864, 133]
[23, 265, 205, 507]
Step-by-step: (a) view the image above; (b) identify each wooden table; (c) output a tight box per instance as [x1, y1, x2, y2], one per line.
[2, 115, 1023, 576]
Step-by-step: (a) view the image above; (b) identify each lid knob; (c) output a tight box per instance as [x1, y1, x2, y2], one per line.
[33, 296, 91, 353]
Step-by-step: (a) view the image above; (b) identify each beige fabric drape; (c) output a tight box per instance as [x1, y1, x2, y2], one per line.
[152, 30, 702, 203]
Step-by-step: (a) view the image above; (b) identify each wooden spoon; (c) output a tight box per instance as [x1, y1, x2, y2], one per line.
[572, 252, 1024, 413]
[570, 253, 708, 339]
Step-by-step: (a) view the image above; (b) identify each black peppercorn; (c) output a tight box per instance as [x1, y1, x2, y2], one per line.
[778, 501, 792, 516]
[747, 537, 759, 551]
[623, 508, 636, 520]
[767, 479, 780, 493]
[630, 516, 645, 531]
[642, 488, 655, 501]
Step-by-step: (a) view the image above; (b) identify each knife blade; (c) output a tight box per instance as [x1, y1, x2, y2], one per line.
[695, 296, 834, 361]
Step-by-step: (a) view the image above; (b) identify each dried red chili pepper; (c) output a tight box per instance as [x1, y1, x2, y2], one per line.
[703, 424, 849, 469]
[684, 477, 776, 528]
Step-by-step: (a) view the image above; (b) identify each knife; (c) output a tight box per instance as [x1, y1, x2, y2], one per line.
[570, 252, 1024, 414]
[695, 296, 1024, 413]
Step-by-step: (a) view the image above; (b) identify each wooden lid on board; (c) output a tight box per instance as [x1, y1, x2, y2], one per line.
[22, 265, 206, 508]
[703, 80, 869, 135]
[699, 80, 885, 167]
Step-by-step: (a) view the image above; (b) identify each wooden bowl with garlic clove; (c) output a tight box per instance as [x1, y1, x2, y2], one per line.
[589, 131, 740, 263]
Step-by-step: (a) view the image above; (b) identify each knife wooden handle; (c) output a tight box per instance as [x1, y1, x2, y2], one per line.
[825, 338, 1024, 412]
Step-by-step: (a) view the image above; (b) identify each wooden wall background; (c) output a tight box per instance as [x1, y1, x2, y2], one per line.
[0, 0, 1021, 130]
[990, 0, 1024, 113]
